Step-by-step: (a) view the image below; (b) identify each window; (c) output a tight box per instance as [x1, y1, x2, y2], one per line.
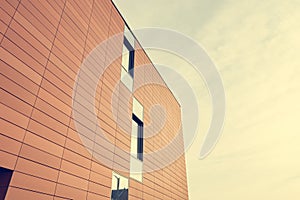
[120, 26, 135, 92]
[121, 40, 134, 78]
[111, 172, 128, 200]
[131, 114, 144, 161]
[0, 167, 13, 200]
[129, 98, 144, 182]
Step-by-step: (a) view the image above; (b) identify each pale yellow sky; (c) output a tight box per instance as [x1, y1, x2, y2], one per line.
[113, 0, 300, 199]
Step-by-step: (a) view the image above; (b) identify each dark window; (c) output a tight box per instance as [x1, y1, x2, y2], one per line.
[111, 173, 128, 200]
[0, 167, 13, 200]
[132, 114, 143, 161]
[122, 37, 135, 78]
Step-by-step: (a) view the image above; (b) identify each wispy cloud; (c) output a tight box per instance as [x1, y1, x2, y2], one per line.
[113, 0, 300, 199]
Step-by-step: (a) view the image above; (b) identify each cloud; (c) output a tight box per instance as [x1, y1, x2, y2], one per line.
[113, 0, 300, 199]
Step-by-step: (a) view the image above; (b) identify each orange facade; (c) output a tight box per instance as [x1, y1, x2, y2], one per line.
[0, 0, 188, 199]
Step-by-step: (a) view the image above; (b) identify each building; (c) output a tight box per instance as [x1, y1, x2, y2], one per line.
[0, 0, 189, 199]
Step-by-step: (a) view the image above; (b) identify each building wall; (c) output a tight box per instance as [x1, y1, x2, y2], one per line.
[0, 0, 188, 199]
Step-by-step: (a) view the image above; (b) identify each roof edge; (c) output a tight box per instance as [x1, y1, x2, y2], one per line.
[110, 0, 181, 108]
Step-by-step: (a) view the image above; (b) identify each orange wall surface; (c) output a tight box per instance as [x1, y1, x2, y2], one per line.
[0, 0, 188, 199]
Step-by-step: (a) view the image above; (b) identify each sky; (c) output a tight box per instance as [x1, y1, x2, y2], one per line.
[113, 0, 300, 199]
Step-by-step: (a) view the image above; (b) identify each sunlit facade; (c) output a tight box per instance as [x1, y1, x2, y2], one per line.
[0, 0, 188, 199]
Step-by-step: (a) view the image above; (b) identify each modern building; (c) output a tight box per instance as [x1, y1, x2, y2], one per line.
[0, 0, 189, 199]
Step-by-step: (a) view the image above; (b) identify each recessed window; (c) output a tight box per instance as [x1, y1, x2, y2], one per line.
[121, 26, 135, 77]
[121, 40, 134, 78]
[120, 26, 135, 92]
[0, 167, 13, 200]
[111, 172, 128, 200]
[129, 98, 144, 182]
[131, 114, 143, 161]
